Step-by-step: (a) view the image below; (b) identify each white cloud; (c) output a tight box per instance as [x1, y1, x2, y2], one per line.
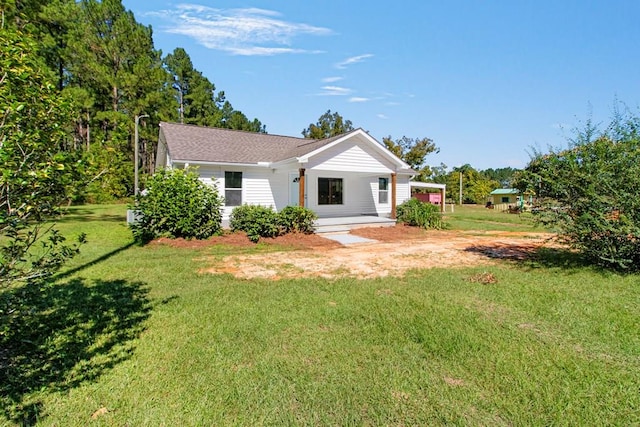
[319, 86, 352, 96]
[322, 76, 343, 83]
[377, 114, 389, 119]
[335, 54, 374, 69]
[154, 5, 333, 56]
[349, 97, 370, 103]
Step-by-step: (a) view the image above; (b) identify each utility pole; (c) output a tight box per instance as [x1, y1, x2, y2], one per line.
[459, 172, 462, 205]
[134, 114, 149, 197]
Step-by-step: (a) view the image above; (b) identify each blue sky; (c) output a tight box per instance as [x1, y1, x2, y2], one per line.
[122, 0, 640, 170]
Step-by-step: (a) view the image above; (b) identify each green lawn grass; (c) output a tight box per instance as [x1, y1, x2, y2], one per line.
[1, 205, 638, 426]
[444, 204, 548, 233]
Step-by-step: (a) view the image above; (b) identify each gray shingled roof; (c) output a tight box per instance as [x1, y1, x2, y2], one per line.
[159, 122, 346, 164]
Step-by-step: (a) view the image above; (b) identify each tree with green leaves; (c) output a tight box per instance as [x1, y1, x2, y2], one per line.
[164, 47, 218, 125]
[430, 164, 499, 204]
[218, 103, 266, 132]
[383, 136, 439, 181]
[302, 110, 354, 139]
[454, 164, 499, 204]
[0, 29, 85, 285]
[481, 167, 520, 188]
[63, 0, 170, 200]
[163, 47, 265, 132]
[66, 0, 162, 114]
[514, 112, 640, 271]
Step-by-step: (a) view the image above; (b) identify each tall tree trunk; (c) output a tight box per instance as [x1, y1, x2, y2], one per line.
[179, 90, 184, 124]
[86, 111, 90, 151]
[112, 84, 118, 111]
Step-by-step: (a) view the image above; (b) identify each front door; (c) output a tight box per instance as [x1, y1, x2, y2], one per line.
[289, 172, 300, 206]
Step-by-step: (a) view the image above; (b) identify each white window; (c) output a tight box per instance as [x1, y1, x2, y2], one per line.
[225, 171, 242, 206]
[378, 177, 389, 204]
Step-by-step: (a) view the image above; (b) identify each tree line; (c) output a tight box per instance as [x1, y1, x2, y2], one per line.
[2, 0, 265, 202]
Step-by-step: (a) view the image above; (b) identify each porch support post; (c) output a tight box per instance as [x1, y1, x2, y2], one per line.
[391, 173, 397, 219]
[298, 168, 305, 208]
[440, 187, 446, 213]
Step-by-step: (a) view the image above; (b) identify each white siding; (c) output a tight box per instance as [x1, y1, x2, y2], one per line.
[192, 165, 412, 219]
[193, 165, 292, 219]
[396, 176, 412, 206]
[306, 138, 395, 173]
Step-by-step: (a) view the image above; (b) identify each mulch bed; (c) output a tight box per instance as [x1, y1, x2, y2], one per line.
[151, 224, 428, 250]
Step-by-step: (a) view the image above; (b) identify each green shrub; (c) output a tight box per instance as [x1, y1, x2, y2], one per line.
[397, 198, 445, 229]
[230, 204, 280, 243]
[130, 168, 223, 243]
[515, 111, 640, 271]
[278, 206, 317, 234]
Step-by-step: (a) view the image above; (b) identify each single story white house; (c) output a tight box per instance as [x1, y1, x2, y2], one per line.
[156, 122, 441, 220]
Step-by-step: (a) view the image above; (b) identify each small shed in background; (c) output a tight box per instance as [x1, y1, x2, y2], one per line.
[488, 188, 534, 212]
[489, 188, 520, 205]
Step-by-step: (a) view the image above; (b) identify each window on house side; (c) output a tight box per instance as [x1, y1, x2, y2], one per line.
[379, 177, 389, 204]
[501, 196, 509, 203]
[318, 178, 343, 205]
[225, 171, 242, 206]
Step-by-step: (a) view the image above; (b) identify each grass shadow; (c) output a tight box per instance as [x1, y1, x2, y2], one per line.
[464, 244, 590, 271]
[524, 247, 591, 270]
[54, 241, 136, 280]
[54, 213, 126, 224]
[0, 278, 151, 425]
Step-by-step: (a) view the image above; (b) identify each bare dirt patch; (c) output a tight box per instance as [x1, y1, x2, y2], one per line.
[171, 224, 558, 280]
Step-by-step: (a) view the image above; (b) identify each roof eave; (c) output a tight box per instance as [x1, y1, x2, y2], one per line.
[172, 159, 272, 168]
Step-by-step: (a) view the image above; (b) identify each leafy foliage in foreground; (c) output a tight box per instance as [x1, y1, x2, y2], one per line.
[515, 112, 640, 270]
[130, 168, 223, 243]
[396, 198, 445, 229]
[0, 29, 85, 285]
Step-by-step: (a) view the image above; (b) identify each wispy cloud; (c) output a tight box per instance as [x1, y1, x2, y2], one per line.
[349, 97, 370, 103]
[318, 86, 352, 96]
[335, 54, 374, 69]
[322, 76, 343, 83]
[151, 5, 333, 56]
[377, 113, 389, 119]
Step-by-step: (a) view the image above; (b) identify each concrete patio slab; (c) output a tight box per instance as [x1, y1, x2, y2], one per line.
[319, 232, 377, 245]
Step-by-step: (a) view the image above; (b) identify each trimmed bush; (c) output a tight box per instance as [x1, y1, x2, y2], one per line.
[397, 198, 445, 229]
[278, 206, 317, 234]
[130, 168, 223, 243]
[230, 204, 280, 243]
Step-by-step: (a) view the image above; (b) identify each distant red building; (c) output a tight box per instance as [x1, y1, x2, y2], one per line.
[413, 192, 442, 205]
